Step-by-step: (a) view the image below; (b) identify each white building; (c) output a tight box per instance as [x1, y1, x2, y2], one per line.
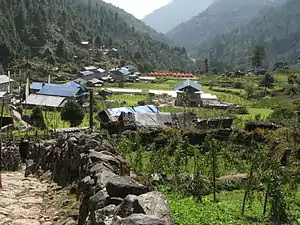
[0, 75, 14, 92]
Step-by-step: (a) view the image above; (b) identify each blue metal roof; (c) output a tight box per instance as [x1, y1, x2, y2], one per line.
[174, 79, 203, 92]
[118, 68, 131, 76]
[30, 82, 44, 90]
[37, 84, 82, 97]
[107, 105, 160, 118]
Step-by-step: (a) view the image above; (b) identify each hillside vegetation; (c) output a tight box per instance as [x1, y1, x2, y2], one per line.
[198, 0, 300, 71]
[166, 0, 285, 56]
[0, 0, 195, 76]
[143, 0, 213, 34]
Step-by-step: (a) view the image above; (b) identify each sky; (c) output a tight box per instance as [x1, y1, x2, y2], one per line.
[103, 0, 172, 19]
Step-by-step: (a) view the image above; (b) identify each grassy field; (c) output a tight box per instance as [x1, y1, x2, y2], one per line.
[238, 108, 273, 121]
[163, 189, 300, 225]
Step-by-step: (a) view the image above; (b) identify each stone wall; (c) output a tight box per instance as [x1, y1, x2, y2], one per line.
[1, 142, 21, 171]
[27, 131, 173, 225]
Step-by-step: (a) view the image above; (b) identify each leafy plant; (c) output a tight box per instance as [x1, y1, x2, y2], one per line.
[60, 101, 85, 127]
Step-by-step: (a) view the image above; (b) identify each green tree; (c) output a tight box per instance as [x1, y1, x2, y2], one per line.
[61, 101, 85, 127]
[94, 35, 102, 48]
[204, 58, 209, 74]
[30, 106, 46, 128]
[260, 73, 275, 91]
[251, 45, 265, 69]
[267, 108, 297, 127]
[15, 0, 27, 34]
[55, 39, 68, 59]
[244, 84, 256, 99]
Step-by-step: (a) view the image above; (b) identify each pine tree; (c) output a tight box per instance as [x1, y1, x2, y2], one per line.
[251, 45, 266, 69]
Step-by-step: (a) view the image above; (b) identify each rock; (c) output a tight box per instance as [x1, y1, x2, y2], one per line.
[96, 205, 117, 216]
[94, 169, 117, 191]
[89, 189, 110, 211]
[96, 139, 118, 154]
[89, 150, 122, 173]
[137, 192, 173, 225]
[112, 214, 167, 225]
[106, 176, 148, 198]
[41, 170, 52, 180]
[55, 210, 66, 217]
[86, 139, 102, 149]
[89, 162, 104, 175]
[108, 197, 123, 206]
[115, 195, 145, 218]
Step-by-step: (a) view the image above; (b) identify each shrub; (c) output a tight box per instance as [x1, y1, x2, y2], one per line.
[30, 106, 46, 128]
[267, 108, 297, 127]
[228, 106, 248, 115]
[61, 101, 85, 127]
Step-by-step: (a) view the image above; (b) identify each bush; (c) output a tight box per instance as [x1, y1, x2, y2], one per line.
[30, 106, 46, 128]
[228, 106, 248, 115]
[267, 108, 297, 127]
[61, 101, 85, 127]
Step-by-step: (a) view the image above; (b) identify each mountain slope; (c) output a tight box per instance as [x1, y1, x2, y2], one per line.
[143, 0, 213, 34]
[198, 0, 300, 71]
[166, 0, 284, 55]
[0, 0, 195, 74]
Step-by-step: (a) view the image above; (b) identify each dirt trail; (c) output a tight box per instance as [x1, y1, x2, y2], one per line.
[0, 170, 78, 225]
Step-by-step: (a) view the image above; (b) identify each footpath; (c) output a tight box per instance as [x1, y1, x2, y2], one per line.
[0, 170, 78, 225]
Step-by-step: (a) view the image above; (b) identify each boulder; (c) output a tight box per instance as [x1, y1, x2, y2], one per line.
[89, 189, 110, 211]
[94, 169, 118, 191]
[115, 195, 145, 218]
[112, 214, 167, 225]
[106, 176, 148, 198]
[89, 150, 121, 173]
[137, 192, 173, 225]
[89, 205, 117, 225]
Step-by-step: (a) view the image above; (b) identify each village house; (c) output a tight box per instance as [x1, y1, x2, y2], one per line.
[111, 68, 131, 81]
[174, 79, 204, 107]
[0, 75, 14, 92]
[87, 78, 103, 87]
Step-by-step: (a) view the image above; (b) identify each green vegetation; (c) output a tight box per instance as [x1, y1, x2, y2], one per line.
[198, 0, 300, 71]
[61, 101, 85, 127]
[0, 0, 195, 80]
[30, 106, 46, 129]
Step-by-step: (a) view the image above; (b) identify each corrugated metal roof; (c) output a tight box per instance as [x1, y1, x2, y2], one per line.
[102, 88, 142, 94]
[23, 94, 66, 107]
[37, 84, 82, 97]
[74, 78, 88, 85]
[88, 78, 103, 84]
[148, 90, 177, 98]
[0, 75, 14, 84]
[97, 68, 106, 73]
[118, 68, 131, 75]
[174, 79, 203, 92]
[80, 71, 94, 76]
[30, 82, 44, 90]
[84, 66, 97, 71]
[106, 105, 160, 118]
[200, 93, 218, 100]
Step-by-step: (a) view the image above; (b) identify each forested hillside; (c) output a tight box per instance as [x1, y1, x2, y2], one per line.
[0, 0, 195, 75]
[198, 0, 300, 71]
[167, 0, 284, 56]
[143, 0, 213, 33]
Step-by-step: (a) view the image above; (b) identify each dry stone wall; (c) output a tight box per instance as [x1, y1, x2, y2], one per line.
[26, 131, 173, 225]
